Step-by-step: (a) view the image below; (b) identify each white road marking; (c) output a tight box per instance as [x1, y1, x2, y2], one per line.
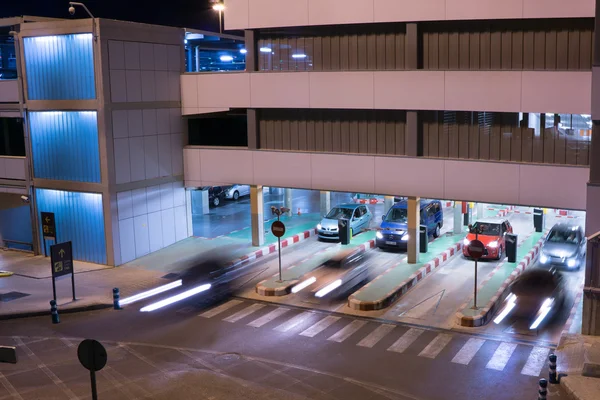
[521, 347, 550, 377]
[274, 312, 314, 333]
[0, 371, 23, 400]
[387, 328, 424, 353]
[300, 316, 341, 337]
[451, 338, 486, 365]
[418, 333, 453, 359]
[223, 303, 265, 323]
[328, 320, 367, 343]
[357, 324, 395, 348]
[486, 342, 518, 371]
[248, 307, 290, 328]
[199, 300, 243, 318]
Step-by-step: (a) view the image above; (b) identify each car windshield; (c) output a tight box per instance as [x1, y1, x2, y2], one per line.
[472, 222, 501, 236]
[385, 208, 408, 223]
[326, 207, 354, 220]
[547, 229, 580, 244]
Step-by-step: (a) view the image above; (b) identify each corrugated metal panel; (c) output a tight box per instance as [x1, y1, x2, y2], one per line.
[36, 188, 106, 264]
[29, 111, 101, 183]
[23, 33, 96, 100]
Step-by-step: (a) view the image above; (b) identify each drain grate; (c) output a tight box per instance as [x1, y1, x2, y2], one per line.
[0, 291, 30, 302]
[214, 353, 241, 363]
[161, 273, 180, 280]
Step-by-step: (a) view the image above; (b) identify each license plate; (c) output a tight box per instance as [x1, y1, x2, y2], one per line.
[386, 241, 396, 245]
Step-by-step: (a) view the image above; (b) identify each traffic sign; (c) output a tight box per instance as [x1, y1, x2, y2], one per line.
[467, 239, 485, 259]
[271, 220, 286, 238]
[41, 212, 56, 239]
[51, 241, 73, 278]
[77, 339, 107, 372]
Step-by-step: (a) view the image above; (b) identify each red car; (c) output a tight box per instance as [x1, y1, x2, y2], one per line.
[463, 218, 513, 260]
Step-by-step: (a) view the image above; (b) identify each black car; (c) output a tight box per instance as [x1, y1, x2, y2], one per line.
[202, 186, 227, 207]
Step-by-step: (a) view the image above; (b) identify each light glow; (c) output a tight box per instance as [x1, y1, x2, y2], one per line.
[315, 279, 342, 298]
[376, 231, 383, 239]
[260, 47, 272, 53]
[220, 55, 234, 62]
[212, 3, 225, 11]
[567, 258, 577, 268]
[240, 49, 247, 54]
[119, 280, 182, 306]
[292, 54, 307, 59]
[494, 293, 517, 324]
[530, 298, 554, 330]
[488, 241, 499, 248]
[540, 253, 549, 264]
[463, 238, 471, 246]
[291, 277, 317, 293]
[140, 284, 211, 312]
[401, 234, 409, 241]
[317, 224, 322, 230]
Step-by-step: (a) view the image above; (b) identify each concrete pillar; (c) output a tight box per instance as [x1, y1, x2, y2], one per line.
[284, 188, 292, 216]
[251, 185, 264, 247]
[405, 23, 418, 69]
[405, 111, 419, 156]
[384, 196, 394, 214]
[407, 196, 420, 264]
[320, 191, 330, 216]
[191, 189, 209, 215]
[247, 109, 259, 149]
[244, 30, 257, 72]
[454, 201, 463, 234]
[476, 202, 484, 220]
[464, 202, 473, 226]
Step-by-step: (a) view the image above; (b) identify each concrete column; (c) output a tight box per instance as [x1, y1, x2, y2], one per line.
[476, 202, 484, 221]
[191, 189, 209, 215]
[284, 188, 292, 216]
[454, 201, 463, 234]
[384, 196, 394, 214]
[464, 202, 473, 226]
[247, 109, 259, 150]
[405, 111, 419, 156]
[320, 191, 330, 216]
[407, 196, 420, 264]
[244, 30, 257, 72]
[405, 23, 418, 69]
[251, 185, 264, 246]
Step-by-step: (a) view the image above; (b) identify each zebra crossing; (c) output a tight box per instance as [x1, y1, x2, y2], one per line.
[196, 300, 552, 377]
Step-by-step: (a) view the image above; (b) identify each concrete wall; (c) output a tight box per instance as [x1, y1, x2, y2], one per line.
[184, 147, 589, 210]
[224, 0, 594, 30]
[0, 81, 19, 103]
[181, 71, 591, 115]
[0, 156, 26, 180]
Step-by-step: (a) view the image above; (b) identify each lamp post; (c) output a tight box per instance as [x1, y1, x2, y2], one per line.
[271, 206, 290, 282]
[212, 1, 225, 34]
[68, 2, 97, 41]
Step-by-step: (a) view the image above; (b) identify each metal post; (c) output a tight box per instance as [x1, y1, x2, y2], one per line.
[538, 378, 547, 400]
[90, 370, 98, 400]
[277, 215, 282, 282]
[472, 231, 478, 310]
[219, 10, 222, 34]
[52, 276, 57, 303]
[71, 272, 76, 301]
[113, 288, 121, 310]
[549, 354, 558, 383]
[50, 300, 59, 324]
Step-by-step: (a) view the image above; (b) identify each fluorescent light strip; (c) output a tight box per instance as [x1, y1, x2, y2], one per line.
[315, 279, 342, 298]
[140, 284, 212, 312]
[119, 280, 182, 306]
[291, 277, 316, 293]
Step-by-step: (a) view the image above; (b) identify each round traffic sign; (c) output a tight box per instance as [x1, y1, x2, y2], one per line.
[271, 221, 286, 238]
[467, 239, 485, 259]
[77, 339, 107, 372]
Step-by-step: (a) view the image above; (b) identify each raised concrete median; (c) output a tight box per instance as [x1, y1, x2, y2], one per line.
[256, 232, 376, 296]
[347, 233, 464, 311]
[455, 230, 546, 327]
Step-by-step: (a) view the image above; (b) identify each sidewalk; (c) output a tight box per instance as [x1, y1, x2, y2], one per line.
[557, 334, 600, 400]
[0, 335, 400, 400]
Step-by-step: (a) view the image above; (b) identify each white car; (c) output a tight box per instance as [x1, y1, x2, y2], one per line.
[224, 185, 250, 200]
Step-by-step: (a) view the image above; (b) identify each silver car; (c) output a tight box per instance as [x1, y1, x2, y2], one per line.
[539, 223, 587, 270]
[317, 204, 372, 241]
[224, 185, 250, 200]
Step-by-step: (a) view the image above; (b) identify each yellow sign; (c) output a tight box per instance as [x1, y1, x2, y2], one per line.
[54, 261, 63, 273]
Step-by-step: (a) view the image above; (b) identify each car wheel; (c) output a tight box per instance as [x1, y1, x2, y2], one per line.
[434, 224, 441, 238]
[233, 191, 240, 200]
[213, 197, 220, 207]
[497, 246, 503, 260]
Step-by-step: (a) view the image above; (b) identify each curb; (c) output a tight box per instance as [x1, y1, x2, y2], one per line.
[228, 228, 317, 270]
[347, 241, 462, 311]
[256, 238, 376, 296]
[495, 205, 515, 217]
[0, 302, 112, 321]
[559, 282, 585, 347]
[455, 231, 547, 327]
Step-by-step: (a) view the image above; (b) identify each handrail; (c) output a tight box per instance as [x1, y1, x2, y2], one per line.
[587, 231, 600, 242]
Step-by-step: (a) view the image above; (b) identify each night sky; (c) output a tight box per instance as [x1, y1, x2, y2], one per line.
[0, 0, 219, 31]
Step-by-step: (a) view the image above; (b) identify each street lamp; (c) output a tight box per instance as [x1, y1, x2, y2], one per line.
[271, 206, 290, 282]
[68, 2, 97, 41]
[212, 1, 225, 34]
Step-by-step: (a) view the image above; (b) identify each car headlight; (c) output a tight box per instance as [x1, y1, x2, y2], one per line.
[376, 231, 383, 239]
[317, 224, 322, 230]
[463, 238, 470, 246]
[488, 241, 498, 248]
[567, 258, 577, 268]
[401, 234, 409, 241]
[540, 254, 548, 264]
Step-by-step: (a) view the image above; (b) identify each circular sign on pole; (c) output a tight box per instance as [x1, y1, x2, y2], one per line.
[77, 339, 107, 372]
[271, 221, 286, 238]
[467, 239, 485, 259]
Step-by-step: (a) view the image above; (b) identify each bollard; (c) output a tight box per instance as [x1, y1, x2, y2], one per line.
[549, 353, 558, 383]
[113, 287, 122, 310]
[538, 378, 547, 400]
[50, 300, 60, 324]
[297, 208, 301, 216]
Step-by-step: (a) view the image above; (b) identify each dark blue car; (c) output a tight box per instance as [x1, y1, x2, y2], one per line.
[375, 199, 444, 250]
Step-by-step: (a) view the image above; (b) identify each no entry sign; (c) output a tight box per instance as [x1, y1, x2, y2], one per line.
[467, 239, 485, 259]
[271, 221, 286, 238]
